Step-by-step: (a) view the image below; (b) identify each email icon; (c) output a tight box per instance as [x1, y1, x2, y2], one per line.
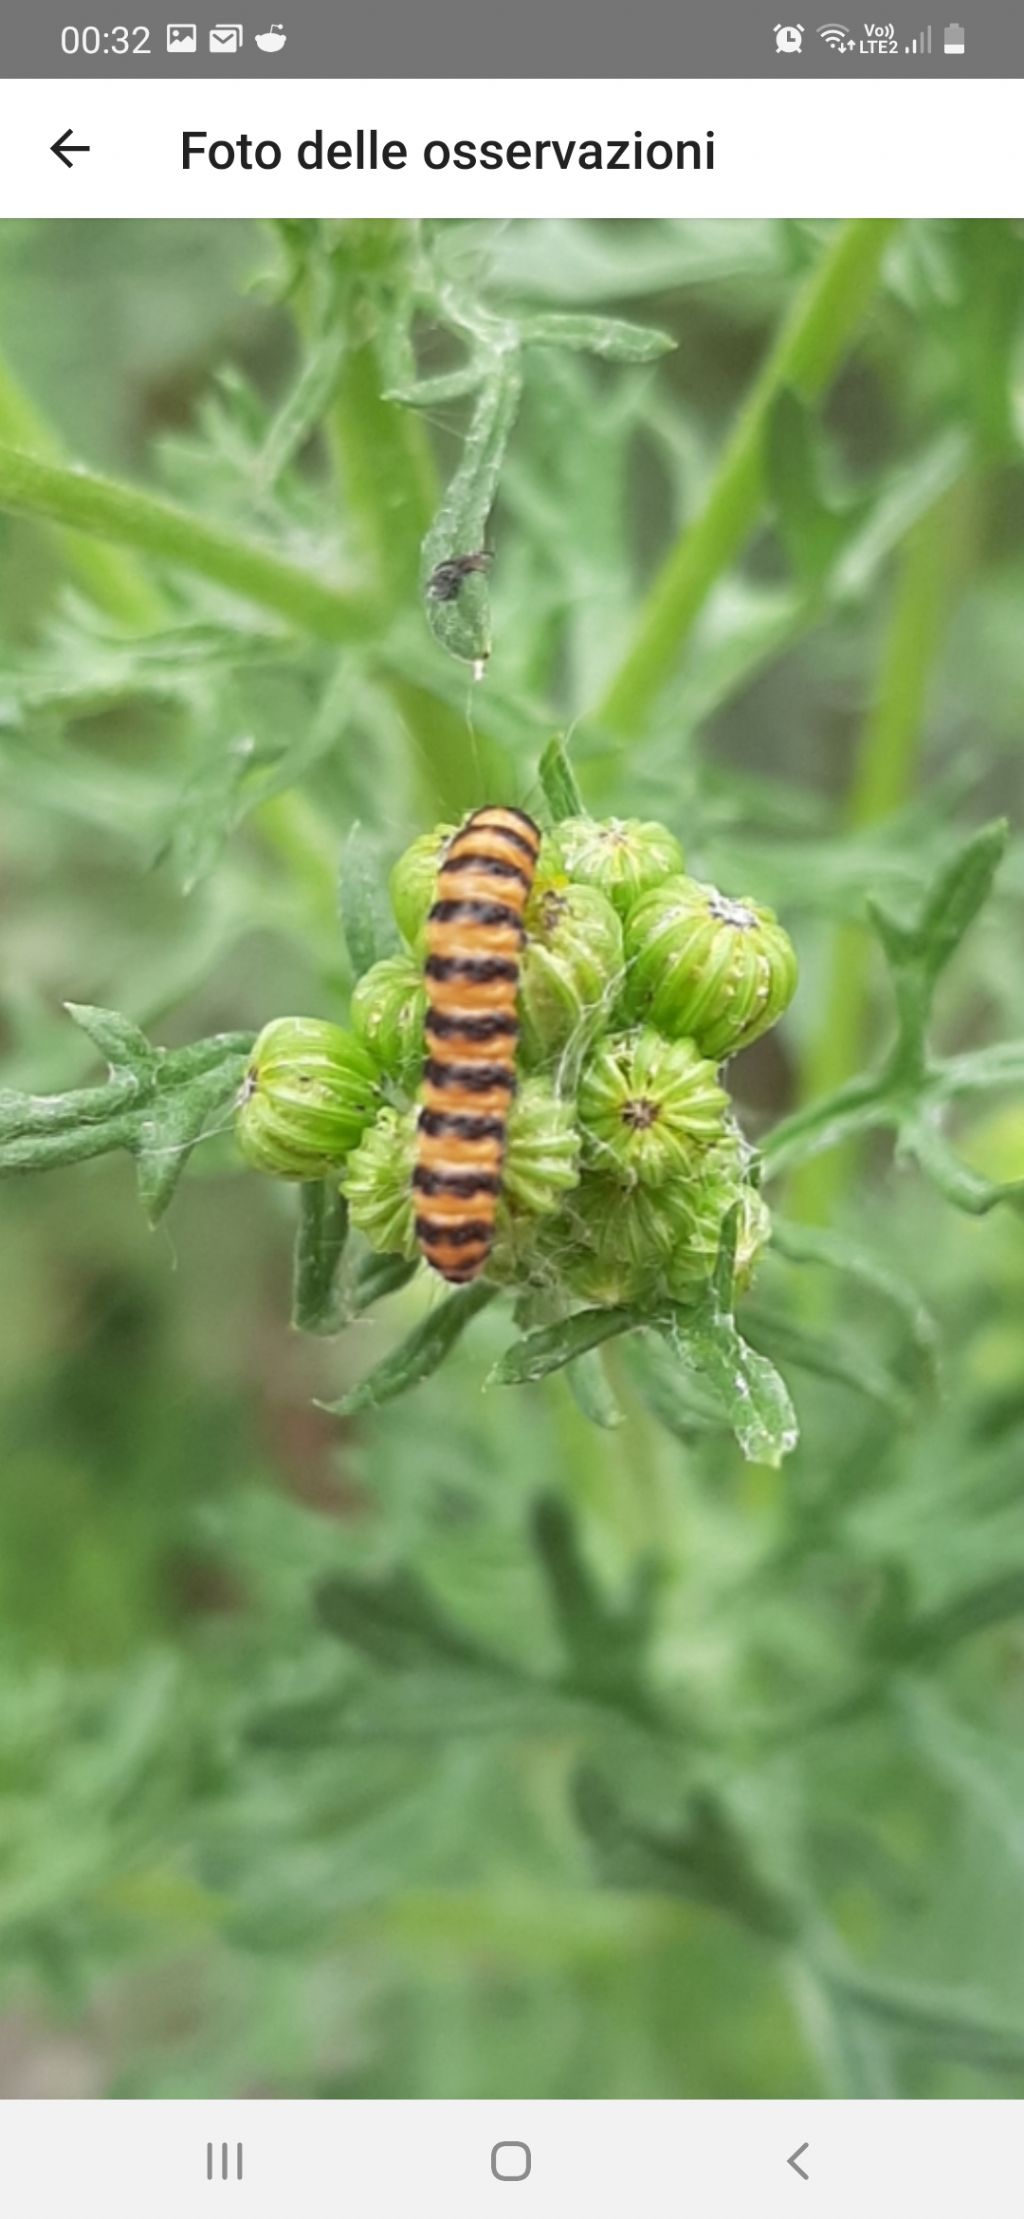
[209, 22, 243, 48]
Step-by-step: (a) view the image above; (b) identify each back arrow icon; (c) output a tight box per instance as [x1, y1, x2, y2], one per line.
[51, 129, 91, 168]
[787, 2142, 810, 2181]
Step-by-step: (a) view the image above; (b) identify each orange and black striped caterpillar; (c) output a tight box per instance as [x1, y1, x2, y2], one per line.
[414, 805, 541, 1283]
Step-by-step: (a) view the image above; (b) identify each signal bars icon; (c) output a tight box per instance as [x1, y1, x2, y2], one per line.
[207, 2143, 244, 2182]
[905, 22, 933, 47]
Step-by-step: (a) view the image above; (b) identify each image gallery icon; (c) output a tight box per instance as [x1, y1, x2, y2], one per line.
[255, 22, 286, 48]
[166, 21, 197, 47]
[209, 21, 243, 47]
[774, 22, 804, 50]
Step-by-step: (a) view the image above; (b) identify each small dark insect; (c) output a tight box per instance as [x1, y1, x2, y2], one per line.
[425, 549, 494, 603]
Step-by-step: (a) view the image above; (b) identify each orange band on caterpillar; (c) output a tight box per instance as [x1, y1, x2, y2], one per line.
[414, 805, 541, 1283]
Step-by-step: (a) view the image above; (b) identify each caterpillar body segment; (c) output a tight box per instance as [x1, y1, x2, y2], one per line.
[415, 806, 541, 1282]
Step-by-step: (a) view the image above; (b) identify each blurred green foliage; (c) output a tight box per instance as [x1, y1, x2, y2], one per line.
[0, 217, 1024, 2099]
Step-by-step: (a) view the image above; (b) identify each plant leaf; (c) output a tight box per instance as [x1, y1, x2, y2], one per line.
[323, 1280, 496, 1416]
[828, 1965, 1024, 2069]
[64, 1000, 158, 1077]
[900, 1117, 1024, 1217]
[660, 1304, 799, 1467]
[421, 360, 523, 670]
[338, 820, 400, 980]
[490, 1306, 641, 1387]
[532, 1496, 657, 1716]
[743, 1304, 913, 1422]
[344, 1248, 419, 1316]
[765, 388, 856, 589]
[565, 1348, 625, 1430]
[315, 1564, 506, 1673]
[771, 1217, 939, 1374]
[519, 311, 675, 363]
[292, 1181, 349, 1335]
[538, 733, 585, 822]
[574, 1769, 799, 1941]
[256, 323, 348, 491]
[0, 1007, 253, 1223]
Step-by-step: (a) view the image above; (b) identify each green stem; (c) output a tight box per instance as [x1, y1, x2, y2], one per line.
[327, 225, 438, 603]
[315, 223, 505, 816]
[788, 479, 970, 1222]
[0, 350, 164, 628]
[598, 219, 900, 734]
[0, 350, 353, 921]
[0, 443, 378, 643]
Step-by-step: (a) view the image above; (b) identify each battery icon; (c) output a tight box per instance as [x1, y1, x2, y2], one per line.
[944, 20, 964, 49]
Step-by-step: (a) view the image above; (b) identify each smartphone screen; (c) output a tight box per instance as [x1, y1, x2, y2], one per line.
[0, 5, 1021, 2210]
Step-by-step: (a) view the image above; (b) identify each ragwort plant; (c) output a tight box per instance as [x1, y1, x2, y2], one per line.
[2, 217, 1024, 2097]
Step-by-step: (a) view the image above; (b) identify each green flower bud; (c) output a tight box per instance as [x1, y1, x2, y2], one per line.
[237, 1018, 379, 1180]
[578, 1028, 729, 1188]
[390, 820, 565, 951]
[519, 881, 624, 1075]
[487, 1079, 582, 1286]
[663, 1149, 772, 1302]
[563, 1126, 770, 1310]
[563, 1174, 682, 1308]
[624, 876, 798, 1061]
[557, 814, 684, 919]
[503, 1078, 581, 1218]
[341, 1105, 418, 1260]
[389, 822, 457, 947]
[349, 955, 427, 1091]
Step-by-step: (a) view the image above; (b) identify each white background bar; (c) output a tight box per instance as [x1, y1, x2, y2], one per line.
[2, 80, 1019, 218]
[1, 2097, 1022, 2216]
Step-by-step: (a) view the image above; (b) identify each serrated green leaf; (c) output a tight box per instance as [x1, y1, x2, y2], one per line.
[0, 1007, 253, 1222]
[519, 311, 675, 363]
[421, 361, 523, 670]
[538, 734, 585, 822]
[64, 1001, 157, 1076]
[490, 1306, 641, 1387]
[574, 1769, 799, 1941]
[660, 1305, 799, 1468]
[911, 817, 1008, 990]
[323, 1280, 496, 1416]
[165, 728, 257, 895]
[133, 1066, 242, 1222]
[292, 1181, 349, 1335]
[338, 821, 401, 980]
[871, 820, 1010, 1072]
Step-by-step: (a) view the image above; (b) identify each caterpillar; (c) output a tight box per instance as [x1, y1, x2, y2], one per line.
[414, 805, 541, 1284]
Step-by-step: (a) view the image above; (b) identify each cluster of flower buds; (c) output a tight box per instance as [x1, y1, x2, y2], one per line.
[236, 808, 797, 1314]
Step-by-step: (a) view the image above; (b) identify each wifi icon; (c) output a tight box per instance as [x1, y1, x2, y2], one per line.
[817, 20, 851, 43]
